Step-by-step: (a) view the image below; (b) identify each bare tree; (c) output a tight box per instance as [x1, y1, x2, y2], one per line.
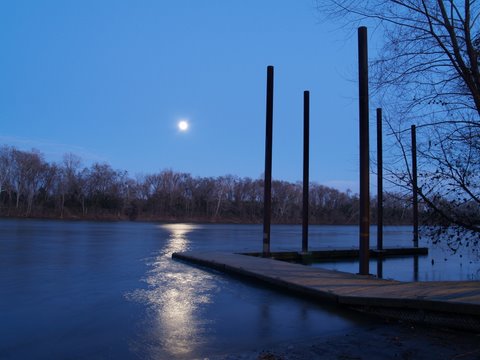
[318, 1, 480, 243]
[0, 146, 14, 209]
[56, 153, 83, 217]
[318, 1, 480, 114]
[8, 149, 47, 215]
[83, 163, 125, 216]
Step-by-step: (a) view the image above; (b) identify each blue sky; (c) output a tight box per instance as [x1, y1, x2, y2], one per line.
[0, 0, 365, 192]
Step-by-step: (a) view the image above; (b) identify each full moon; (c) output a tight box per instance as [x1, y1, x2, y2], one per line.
[178, 120, 189, 131]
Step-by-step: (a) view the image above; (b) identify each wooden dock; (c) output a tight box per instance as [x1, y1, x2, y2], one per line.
[172, 251, 480, 332]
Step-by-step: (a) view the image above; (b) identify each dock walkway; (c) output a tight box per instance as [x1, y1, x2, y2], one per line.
[173, 251, 480, 332]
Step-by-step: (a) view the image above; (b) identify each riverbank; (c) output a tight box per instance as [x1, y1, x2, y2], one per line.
[0, 212, 412, 226]
[208, 322, 480, 360]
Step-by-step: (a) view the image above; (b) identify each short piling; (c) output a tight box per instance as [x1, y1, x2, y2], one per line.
[377, 108, 383, 250]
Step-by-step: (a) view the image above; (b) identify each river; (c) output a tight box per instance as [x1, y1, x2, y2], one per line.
[0, 219, 478, 359]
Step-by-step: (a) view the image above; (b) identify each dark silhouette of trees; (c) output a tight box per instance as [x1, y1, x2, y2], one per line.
[0, 145, 418, 224]
[317, 1, 480, 242]
[57, 153, 85, 217]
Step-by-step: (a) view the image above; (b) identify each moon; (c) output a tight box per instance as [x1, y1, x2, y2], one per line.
[178, 120, 189, 132]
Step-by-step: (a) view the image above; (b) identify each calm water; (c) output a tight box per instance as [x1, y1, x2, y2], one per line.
[307, 227, 480, 282]
[0, 219, 478, 359]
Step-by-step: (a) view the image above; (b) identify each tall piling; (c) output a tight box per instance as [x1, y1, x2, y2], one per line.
[263, 66, 274, 257]
[302, 91, 310, 253]
[358, 26, 370, 275]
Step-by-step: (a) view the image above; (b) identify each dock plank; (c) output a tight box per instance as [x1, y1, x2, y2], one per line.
[172, 251, 480, 331]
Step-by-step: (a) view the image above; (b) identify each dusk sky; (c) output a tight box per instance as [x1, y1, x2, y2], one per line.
[0, 1, 373, 192]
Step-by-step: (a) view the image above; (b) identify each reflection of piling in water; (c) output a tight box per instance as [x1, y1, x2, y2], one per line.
[376, 257, 384, 279]
[414, 255, 419, 281]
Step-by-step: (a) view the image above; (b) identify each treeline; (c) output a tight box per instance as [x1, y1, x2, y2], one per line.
[0, 145, 415, 224]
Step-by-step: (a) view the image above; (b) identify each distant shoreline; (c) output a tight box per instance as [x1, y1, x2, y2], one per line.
[0, 213, 413, 226]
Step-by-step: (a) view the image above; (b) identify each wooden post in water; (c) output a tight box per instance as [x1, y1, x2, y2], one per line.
[411, 124, 419, 247]
[302, 90, 310, 253]
[376, 108, 383, 250]
[263, 66, 274, 257]
[358, 26, 370, 275]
